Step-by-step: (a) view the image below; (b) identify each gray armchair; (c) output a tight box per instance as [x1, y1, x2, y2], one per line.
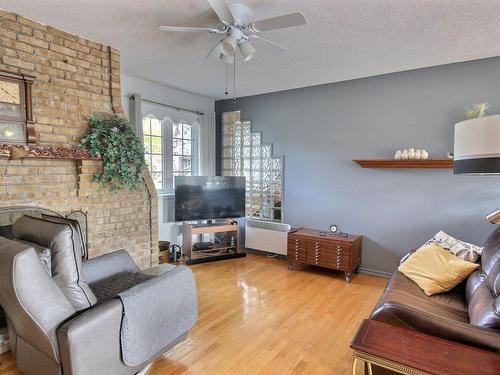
[0, 215, 198, 375]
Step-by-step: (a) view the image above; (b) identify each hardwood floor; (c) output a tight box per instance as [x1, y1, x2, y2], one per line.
[0, 253, 387, 375]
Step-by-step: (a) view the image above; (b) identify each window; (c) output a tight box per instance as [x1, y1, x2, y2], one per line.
[222, 110, 284, 222]
[0, 70, 35, 144]
[172, 123, 193, 177]
[143, 115, 198, 193]
[143, 116, 164, 190]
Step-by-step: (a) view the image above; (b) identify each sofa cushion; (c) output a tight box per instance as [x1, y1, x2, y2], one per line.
[376, 271, 469, 315]
[13, 215, 96, 311]
[398, 244, 479, 296]
[466, 227, 500, 328]
[425, 230, 482, 263]
[371, 271, 500, 350]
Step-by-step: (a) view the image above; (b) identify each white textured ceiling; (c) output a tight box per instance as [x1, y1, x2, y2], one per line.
[2, 0, 500, 99]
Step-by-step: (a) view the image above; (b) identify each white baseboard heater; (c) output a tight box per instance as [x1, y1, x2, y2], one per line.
[245, 219, 292, 255]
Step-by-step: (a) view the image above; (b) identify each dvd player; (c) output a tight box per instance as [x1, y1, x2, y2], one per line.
[193, 241, 215, 251]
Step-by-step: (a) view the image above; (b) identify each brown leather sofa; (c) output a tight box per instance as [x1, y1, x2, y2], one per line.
[370, 226, 500, 352]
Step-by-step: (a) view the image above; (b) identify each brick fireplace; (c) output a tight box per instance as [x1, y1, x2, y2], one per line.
[0, 10, 158, 268]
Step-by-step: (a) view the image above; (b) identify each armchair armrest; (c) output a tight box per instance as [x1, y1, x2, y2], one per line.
[82, 249, 141, 285]
[57, 299, 143, 375]
[0, 238, 75, 362]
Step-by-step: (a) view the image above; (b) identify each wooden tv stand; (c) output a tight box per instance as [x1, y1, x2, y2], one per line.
[183, 222, 246, 265]
[287, 228, 362, 283]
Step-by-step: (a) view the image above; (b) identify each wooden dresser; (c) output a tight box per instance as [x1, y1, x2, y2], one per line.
[287, 229, 362, 283]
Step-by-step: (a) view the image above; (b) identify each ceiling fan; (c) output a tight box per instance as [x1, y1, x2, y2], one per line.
[159, 0, 307, 63]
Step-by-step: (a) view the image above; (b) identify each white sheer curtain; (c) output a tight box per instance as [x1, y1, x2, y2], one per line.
[128, 93, 143, 139]
[199, 111, 216, 176]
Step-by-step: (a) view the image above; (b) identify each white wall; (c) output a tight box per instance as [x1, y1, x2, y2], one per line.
[121, 74, 215, 246]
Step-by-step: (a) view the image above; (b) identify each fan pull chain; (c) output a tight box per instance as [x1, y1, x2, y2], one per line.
[232, 51, 236, 103]
[224, 60, 229, 96]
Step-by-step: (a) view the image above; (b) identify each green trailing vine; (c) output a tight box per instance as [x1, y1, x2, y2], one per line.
[80, 113, 145, 191]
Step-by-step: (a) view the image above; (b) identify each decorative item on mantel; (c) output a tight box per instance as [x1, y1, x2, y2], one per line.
[0, 143, 94, 160]
[394, 148, 429, 160]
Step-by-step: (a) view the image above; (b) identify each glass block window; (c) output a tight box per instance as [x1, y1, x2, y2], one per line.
[143, 116, 164, 190]
[173, 123, 193, 177]
[222, 110, 284, 221]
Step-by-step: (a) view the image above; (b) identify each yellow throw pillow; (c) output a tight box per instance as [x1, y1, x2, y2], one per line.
[398, 243, 480, 296]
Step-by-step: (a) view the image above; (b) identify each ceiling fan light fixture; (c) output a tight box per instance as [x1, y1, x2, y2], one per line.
[221, 34, 237, 56]
[239, 40, 256, 61]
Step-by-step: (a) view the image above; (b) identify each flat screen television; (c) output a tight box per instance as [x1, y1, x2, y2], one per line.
[175, 176, 246, 221]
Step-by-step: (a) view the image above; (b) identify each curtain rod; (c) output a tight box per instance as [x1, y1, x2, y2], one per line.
[138, 97, 204, 116]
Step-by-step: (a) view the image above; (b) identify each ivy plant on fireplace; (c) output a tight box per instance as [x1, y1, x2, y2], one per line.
[80, 113, 145, 191]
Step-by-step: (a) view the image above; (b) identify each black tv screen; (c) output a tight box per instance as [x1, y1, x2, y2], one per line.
[175, 176, 246, 221]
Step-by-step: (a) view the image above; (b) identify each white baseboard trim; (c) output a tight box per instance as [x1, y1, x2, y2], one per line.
[358, 267, 392, 278]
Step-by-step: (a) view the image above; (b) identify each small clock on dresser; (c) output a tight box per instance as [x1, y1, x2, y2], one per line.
[329, 224, 339, 234]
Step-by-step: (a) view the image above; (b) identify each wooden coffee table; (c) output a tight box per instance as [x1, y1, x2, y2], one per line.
[350, 319, 500, 375]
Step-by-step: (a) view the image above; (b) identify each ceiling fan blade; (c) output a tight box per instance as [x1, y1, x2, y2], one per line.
[207, 0, 235, 24]
[249, 12, 306, 32]
[207, 41, 223, 58]
[248, 35, 287, 50]
[159, 26, 220, 33]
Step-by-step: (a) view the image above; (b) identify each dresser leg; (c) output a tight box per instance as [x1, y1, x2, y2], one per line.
[345, 272, 352, 283]
[288, 262, 293, 270]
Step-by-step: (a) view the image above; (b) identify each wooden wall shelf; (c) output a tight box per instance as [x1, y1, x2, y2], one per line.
[0, 144, 95, 160]
[353, 159, 453, 169]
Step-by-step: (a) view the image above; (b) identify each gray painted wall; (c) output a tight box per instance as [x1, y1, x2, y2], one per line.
[216, 57, 500, 274]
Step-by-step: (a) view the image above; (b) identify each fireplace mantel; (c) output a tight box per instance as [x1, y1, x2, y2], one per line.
[0, 144, 97, 160]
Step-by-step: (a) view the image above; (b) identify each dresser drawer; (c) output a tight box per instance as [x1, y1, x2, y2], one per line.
[307, 252, 350, 267]
[319, 257, 350, 271]
[307, 240, 351, 255]
[287, 249, 306, 263]
[287, 235, 307, 263]
[315, 252, 350, 263]
[288, 235, 307, 248]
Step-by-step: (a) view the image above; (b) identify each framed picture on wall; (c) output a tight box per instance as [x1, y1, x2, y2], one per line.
[0, 70, 35, 144]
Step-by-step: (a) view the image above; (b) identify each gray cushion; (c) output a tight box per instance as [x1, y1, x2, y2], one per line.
[13, 216, 96, 311]
[90, 272, 155, 303]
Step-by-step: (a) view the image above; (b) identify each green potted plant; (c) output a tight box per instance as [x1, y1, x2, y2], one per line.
[80, 113, 145, 191]
[465, 101, 490, 119]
